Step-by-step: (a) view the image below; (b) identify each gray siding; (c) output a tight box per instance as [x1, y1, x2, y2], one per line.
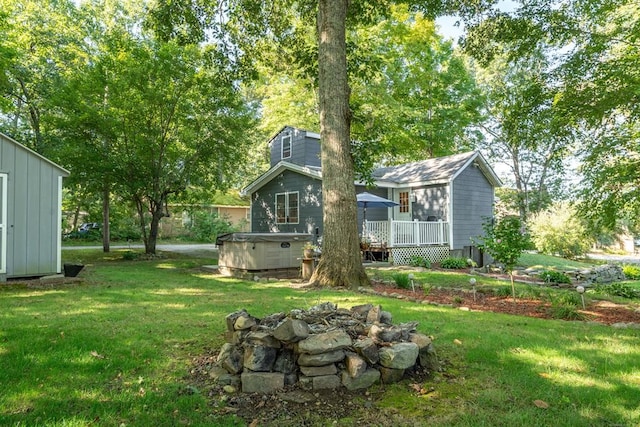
[269, 127, 321, 168]
[412, 185, 448, 221]
[0, 133, 67, 279]
[451, 164, 494, 249]
[251, 170, 323, 238]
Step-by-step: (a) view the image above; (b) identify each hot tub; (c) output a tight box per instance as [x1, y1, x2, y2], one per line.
[216, 232, 312, 277]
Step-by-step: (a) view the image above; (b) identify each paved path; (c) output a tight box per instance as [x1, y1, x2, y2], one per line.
[587, 252, 640, 264]
[64, 243, 218, 255]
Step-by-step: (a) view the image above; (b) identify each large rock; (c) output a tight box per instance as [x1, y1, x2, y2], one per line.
[245, 331, 281, 348]
[297, 330, 352, 355]
[273, 318, 310, 342]
[274, 349, 297, 374]
[380, 367, 404, 384]
[341, 368, 380, 390]
[300, 364, 337, 377]
[217, 343, 244, 374]
[344, 352, 367, 378]
[241, 371, 284, 393]
[353, 337, 379, 365]
[297, 349, 345, 367]
[243, 345, 277, 372]
[379, 342, 419, 370]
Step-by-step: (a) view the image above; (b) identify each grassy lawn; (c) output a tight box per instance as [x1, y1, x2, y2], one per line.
[0, 249, 638, 426]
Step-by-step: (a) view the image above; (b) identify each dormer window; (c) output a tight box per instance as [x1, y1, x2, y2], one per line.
[281, 133, 291, 159]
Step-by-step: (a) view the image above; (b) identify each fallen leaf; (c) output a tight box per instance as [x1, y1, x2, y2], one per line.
[534, 399, 549, 409]
[410, 383, 422, 392]
[90, 351, 105, 359]
[453, 339, 462, 345]
[249, 419, 259, 427]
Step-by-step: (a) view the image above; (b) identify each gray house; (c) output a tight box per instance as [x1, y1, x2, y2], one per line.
[0, 132, 70, 281]
[242, 126, 501, 264]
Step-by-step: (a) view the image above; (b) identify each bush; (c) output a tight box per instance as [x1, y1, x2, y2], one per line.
[528, 202, 591, 259]
[392, 273, 411, 289]
[440, 257, 468, 269]
[409, 256, 431, 268]
[593, 283, 640, 299]
[539, 270, 572, 284]
[186, 211, 237, 242]
[622, 264, 640, 280]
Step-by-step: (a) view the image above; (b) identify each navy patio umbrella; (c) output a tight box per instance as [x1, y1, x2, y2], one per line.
[356, 192, 399, 229]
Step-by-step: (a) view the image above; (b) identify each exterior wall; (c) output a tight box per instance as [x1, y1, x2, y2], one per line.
[412, 184, 448, 221]
[0, 133, 67, 279]
[451, 164, 494, 250]
[251, 170, 323, 238]
[269, 126, 321, 168]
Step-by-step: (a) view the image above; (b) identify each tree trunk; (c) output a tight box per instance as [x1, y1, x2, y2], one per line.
[310, 0, 369, 288]
[102, 187, 110, 253]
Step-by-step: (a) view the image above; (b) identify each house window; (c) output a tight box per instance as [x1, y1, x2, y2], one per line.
[276, 192, 299, 224]
[399, 191, 410, 213]
[281, 134, 292, 159]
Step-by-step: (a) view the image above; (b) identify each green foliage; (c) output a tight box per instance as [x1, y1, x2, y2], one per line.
[121, 251, 139, 261]
[548, 303, 587, 321]
[538, 270, 572, 285]
[529, 202, 591, 259]
[440, 257, 468, 269]
[592, 283, 640, 300]
[185, 211, 237, 243]
[392, 272, 411, 289]
[493, 286, 513, 298]
[408, 255, 431, 269]
[622, 264, 640, 280]
[476, 216, 530, 273]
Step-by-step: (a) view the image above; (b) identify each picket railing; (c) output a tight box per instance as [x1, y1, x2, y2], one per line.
[364, 220, 449, 248]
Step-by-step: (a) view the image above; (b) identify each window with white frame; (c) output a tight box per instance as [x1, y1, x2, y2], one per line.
[276, 192, 299, 224]
[281, 133, 292, 159]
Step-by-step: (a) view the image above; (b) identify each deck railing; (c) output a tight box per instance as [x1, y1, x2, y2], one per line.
[364, 220, 449, 248]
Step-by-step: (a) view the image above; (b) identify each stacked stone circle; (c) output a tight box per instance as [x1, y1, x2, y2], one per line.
[212, 302, 438, 394]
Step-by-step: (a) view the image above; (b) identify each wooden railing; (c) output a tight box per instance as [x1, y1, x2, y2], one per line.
[364, 220, 449, 248]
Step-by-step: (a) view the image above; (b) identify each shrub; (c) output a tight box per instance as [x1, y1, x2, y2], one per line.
[440, 257, 468, 269]
[539, 270, 572, 284]
[622, 264, 640, 280]
[494, 286, 513, 298]
[528, 202, 591, 259]
[409, 256, 431, 268]
[548, 303, 587, 321]
[392, 273, 411, 289]
[186, 211, 237, 242]
[593, 283, 640, 299]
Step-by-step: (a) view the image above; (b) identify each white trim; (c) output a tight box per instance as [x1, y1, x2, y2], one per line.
[56, 176, 63, 274]
[281, 133, 292, 160]
[447, 184, 454, 249]
[241, 161, 322, 195]
[275, 191, 300, 225]
[305, 131, 320, 139]
[0, 173, 7, 274]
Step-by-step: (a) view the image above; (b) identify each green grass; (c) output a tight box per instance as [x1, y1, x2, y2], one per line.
[0, 250, 638, 426]
[517, 252, 596, 270]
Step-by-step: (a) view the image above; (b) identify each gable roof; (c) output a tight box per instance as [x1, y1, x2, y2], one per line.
[0, 131, 70, 176]
[241, 161, 322, 195]
[371, 151, 501, 188]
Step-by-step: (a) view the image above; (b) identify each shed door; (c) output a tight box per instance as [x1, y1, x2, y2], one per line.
[0, 173, 7, 274]
[393, 188, 412, 221]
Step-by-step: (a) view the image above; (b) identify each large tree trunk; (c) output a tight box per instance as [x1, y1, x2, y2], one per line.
[310, 0, 369, 288]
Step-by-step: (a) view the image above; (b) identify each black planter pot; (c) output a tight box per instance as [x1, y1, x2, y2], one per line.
[63, 263, 84, 277]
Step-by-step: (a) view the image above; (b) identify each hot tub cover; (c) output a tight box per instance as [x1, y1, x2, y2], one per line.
[216, 232, 312, 245]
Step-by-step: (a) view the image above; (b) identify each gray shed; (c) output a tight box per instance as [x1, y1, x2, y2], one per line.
[0, 132, 70, 281]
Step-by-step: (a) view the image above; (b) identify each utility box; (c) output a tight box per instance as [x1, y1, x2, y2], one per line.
[216, 233, 312, 277]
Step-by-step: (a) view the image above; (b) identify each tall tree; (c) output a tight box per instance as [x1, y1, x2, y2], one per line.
[148, 0, 501, 287]
[462, 0, 640, 230]
[476, 50, 573, 221]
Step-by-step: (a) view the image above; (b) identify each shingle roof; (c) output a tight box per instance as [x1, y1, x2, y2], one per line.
[372, 151, 478, 185]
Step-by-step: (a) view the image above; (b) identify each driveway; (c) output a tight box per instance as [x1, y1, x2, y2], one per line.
[63, 243, 219, 258]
